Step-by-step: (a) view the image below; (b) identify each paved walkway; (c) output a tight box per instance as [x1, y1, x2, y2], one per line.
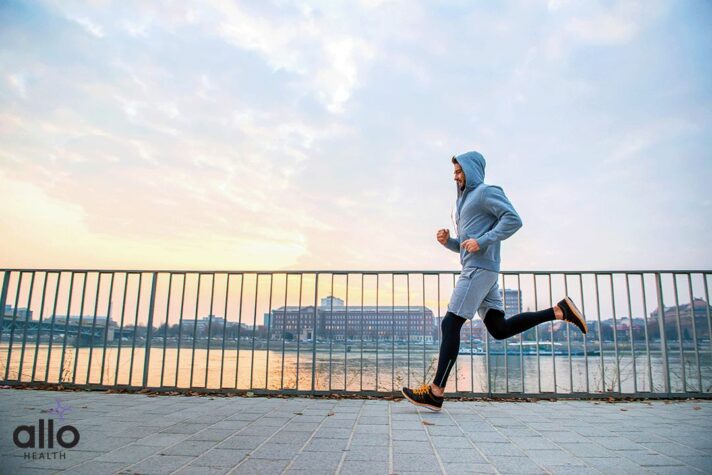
[0, 389, 710, 475]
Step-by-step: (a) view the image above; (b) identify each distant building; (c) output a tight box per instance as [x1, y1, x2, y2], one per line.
[649, 298, 712, 341]
[3, 305, 33, 320]
[267, 295, 436, 342]
[500, 289, 522, 317]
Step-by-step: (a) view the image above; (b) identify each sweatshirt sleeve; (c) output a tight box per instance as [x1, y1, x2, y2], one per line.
[444, 236, 460, 253]
[475, 186, 523, 249]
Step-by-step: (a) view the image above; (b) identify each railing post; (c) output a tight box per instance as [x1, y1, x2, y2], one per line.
[142, 272, 158, 388]
[0, 271, 10, 341]
[655, 273, 670, 394]
[311, 273, 319, 393]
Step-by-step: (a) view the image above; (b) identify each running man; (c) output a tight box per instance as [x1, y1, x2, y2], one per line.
[401, 151, 587, 411]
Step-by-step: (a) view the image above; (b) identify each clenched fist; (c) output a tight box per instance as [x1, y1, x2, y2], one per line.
[461, 239, 480, 253]
[436, 228, 450, 245]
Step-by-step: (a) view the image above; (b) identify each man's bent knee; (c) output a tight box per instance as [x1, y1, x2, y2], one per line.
[483, 309, 508, 340]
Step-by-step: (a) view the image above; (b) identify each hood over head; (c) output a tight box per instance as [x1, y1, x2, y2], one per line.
[452, 151, 486, 196]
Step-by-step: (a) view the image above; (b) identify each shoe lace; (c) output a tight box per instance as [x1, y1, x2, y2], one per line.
[413, 384, 430, 395]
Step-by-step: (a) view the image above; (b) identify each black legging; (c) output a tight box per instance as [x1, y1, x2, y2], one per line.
[433, 308, 555, 387]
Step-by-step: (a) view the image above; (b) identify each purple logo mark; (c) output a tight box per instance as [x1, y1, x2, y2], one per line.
[47, 399, 72, 422]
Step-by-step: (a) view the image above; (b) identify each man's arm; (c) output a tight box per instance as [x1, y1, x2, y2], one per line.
[475, 186, 522, 249]
[444, 236, 460, 253]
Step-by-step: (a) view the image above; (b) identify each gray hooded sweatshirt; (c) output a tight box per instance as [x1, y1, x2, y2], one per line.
[445, 151, 523, 272]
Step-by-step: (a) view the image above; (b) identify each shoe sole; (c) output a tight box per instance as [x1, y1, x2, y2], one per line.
[564, 296, 588, 334]
[400, 388, 442, 412]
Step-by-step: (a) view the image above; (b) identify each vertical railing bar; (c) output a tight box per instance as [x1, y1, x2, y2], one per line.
[142, 272, 157, 389]
[175, 273, 187, 388]
[515, 274, 523, 392]
[625, 274, 637, 394]
[250, 273, 260, 391]
[503, 273, 509, 394]
[161, 273, 173, 388]
[44, 271, 62, 383]
[360, 274, 363, 392]
[594, 274, 605, 393]
[610, 274, 621, 393]
[329, 273, 334, 391]
[686, 273, 702, 392]
[311, 273, 319, 393]
[391, 274, 395, 392]
[453, 272, 460, 393]
[418, 273, 427, 384]
[32, 272, 49, 383]
[280, 274, 288, 391]
[57, 272, 73, 385]
[534, 274, 541, 394]
[264, 274, 274, 391]
[579, 274, 589, 394]
[672, 274, 686, 392]
[204, 273, 216, 389]
[436, 274, 441, 394]
[17, 272, 37, 383]
[219, 273, 232, 389]
[204, 272, 216, 389]
[203, 273, 216, 389]
[0, 271, 12, 352]
[469, 289, 474, 393]
[345, 273, 350, 391]
[655, 272, 670, 394]
[406, 273, 410, 388]
[640, 274, 653, 392]
[548, 273, 556, 393]
[235, 274, 246, 390]
[564, 274, 573, 393]
[375, 273, 380, 391]
[189, 273, 202, 389]
[704, 274, 712, 371]
[5, 272, 32, 382]
[295, 273, 302, 391]
[1, 271, 21, 381]
[73, 272, 87, 385]
[128, 273, 143, 387]
[85, 272, 102, 385]
[99, 272, 115, 385]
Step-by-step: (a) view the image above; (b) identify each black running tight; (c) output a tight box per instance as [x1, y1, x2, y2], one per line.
[433, 308, 556, 388]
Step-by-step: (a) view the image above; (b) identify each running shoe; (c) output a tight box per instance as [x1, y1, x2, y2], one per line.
[558, 296, 588, 334]
[401, 384, 444, 411]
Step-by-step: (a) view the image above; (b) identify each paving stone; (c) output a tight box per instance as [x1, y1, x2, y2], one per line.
[160, 440, 219, 456]
[392, 452, 440, 472]
[215, 435, 267, 450]
[287, 451, 343, 470]
[338, 460, 390, 475]
[343, 445, 389, 461]
[443, 462, 497, 474]
[95, 443, 160, 463]
[59, 460, 130, 474]
[126, 454, 195, 474]
[191, 448, 249, 468]
[437, 447, 486, 463]
[232, 458, 290, 474]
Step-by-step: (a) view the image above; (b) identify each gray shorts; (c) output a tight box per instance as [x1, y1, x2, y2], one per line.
[447, 267, 505, 320]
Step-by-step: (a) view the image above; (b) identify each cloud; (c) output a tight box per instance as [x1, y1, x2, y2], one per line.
[66, 14, 104, 38]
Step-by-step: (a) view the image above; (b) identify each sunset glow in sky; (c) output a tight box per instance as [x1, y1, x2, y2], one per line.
[1, 0, 711, 271]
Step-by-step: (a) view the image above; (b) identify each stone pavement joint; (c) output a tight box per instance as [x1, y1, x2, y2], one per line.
[0, 389, 711, 474]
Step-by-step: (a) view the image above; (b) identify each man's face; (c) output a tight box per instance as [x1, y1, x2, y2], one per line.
[453, 162, 465, 190]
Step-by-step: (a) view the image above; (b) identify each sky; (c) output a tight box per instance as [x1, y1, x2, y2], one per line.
[1, 0, 711, 273]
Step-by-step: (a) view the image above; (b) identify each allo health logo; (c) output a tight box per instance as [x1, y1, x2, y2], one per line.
[13, 398, 81, 460]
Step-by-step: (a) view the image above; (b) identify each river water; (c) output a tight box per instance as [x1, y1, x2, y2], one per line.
[2, 342, 710, 395]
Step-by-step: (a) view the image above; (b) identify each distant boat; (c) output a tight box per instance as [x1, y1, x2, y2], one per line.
[458, 341, 599, 356]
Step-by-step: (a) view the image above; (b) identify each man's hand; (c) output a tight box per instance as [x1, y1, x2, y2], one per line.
[461, 239, 480, 253]
[436, 229, 450, 245]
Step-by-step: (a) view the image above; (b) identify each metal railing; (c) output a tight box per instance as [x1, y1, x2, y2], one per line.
[0, 269, 710, 398]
